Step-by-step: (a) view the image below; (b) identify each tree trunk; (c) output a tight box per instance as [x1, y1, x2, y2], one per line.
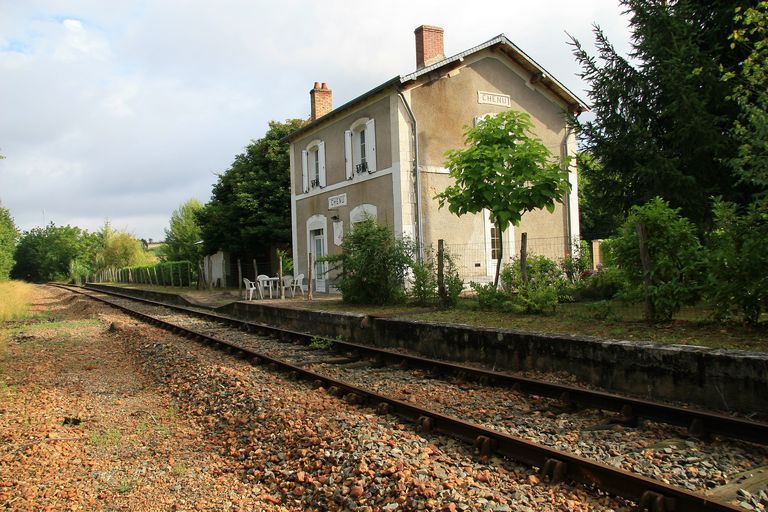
[237, 258, 243, 293]
[494, 222, 503, 288]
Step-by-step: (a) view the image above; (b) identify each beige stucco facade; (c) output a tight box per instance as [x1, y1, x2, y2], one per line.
[287, 37, 583, 290]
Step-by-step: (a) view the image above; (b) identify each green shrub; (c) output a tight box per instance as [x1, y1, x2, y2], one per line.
[705, 198, 768, 324]
[611, 197, 703, 322]
[575, 266, 627, 301]
[410, 250, 438, 306]
[323, 218, 414, 305]
[560, 240, 591, 283]
[582, 300, 618, 321]
[441, 252, 464, 308]
[470, 282, 507, 310]
[515, 280, 559, 314]
[499, 255, 572, 304]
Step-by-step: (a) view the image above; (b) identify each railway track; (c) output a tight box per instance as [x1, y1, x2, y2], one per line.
[54, 283, 762, 512]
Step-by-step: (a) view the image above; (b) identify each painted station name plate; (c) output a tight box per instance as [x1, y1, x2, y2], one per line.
[328, 193, 347, 209]
[477, 91, 511, 107]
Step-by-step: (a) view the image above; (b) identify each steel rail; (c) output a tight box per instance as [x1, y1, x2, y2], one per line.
[53, 283, 744, 512]
[72, 283, 768, 446]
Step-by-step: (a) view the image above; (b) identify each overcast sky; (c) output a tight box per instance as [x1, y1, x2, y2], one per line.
[0, 1, 632, 241]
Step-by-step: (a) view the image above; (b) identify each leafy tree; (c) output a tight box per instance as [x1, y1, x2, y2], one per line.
[571, 0, 754, 230]
[705, 3, 768, 324]
[725, 1, 768, 189]
[0, 201, 18, 280]
[197, 119, 306, 257]
[705, 198, 768, 324]
[577, 152, 624, 240]
[161, 199, 203, 262]
[436, 110, 571, 287]
[12, 224, 93, 282]
[611, 197, 703, 322]
[95, 222, 154, 270]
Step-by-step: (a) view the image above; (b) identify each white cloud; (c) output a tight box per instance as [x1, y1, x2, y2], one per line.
[52, 18, 111, 62]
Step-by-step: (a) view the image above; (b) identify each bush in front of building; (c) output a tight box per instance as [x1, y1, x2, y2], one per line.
[323, 218, 414, 305]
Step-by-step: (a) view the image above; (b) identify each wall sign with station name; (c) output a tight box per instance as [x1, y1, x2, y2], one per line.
[328, 193, 347, 209]
[477, 91, 511, 107]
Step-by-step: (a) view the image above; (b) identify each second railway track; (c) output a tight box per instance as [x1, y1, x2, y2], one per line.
[55, 283, 767, 512]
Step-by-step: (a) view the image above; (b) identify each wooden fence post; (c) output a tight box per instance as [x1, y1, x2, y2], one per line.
[437, 239, 446, 305]
[520, 232, 528, 284]
[636, 223, 655, 322]
[278, 254, 284, 300]
[307, 252, 313, 301]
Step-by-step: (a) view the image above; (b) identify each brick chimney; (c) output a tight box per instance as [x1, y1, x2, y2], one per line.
[414, 25, 445, 69]
[310, 82, 332, 121]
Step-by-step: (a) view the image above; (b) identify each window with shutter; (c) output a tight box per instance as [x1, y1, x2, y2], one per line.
[365, 118, 376, 173]
[301, 150, 309, 193]
[318, 141, 326, 187]
[344, 130, 353, 180]
[304, 140, 325, 190]
[349, 117, 376, 177]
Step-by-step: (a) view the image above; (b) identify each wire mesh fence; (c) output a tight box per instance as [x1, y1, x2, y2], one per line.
[443, 235, 576, 284]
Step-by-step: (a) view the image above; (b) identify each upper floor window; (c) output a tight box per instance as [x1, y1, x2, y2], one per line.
[301, 140, 326, 193]
[345, 118, 376, 180]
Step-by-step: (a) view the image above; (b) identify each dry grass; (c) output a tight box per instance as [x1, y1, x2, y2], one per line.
[0, 281, 35, 322]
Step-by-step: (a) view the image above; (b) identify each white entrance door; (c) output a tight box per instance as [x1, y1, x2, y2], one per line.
[312, 230, 326, 292]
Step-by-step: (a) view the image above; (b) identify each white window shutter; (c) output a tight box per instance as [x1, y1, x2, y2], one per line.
[365, 118, 376, 173]
[301, 150, 309, 193]
[344, 130, 353, 180]
[318, 141, 326, 187]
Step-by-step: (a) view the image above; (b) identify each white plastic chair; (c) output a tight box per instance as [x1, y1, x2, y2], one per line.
[291, 273, 305, 297]
[256, 274, 272, 299]
[282, 275, 295, 297]
[242, 278, 258, 300]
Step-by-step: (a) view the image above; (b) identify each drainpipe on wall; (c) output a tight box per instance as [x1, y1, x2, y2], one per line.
[562, 126, 575, 256]
[398, 91, 424, 263]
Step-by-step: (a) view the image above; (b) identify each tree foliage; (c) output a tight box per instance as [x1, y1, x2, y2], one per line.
[725, 1, 768, 189]
[161, 198, 203, 262]
[197, 119, 306, 256]
[436, 110, 570, 286]
[571, 0, 754, 230]
[95, 223, 154, 270]
[11, 222, 152, 283]
[12, 224, 97, 282]
[0, 201, 18, 280]
[705, 2, 768, 324]
[705, 198, 768, 324]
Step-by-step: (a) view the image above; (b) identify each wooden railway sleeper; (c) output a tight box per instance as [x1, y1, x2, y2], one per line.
[541, 458, 567, 484]
[609, 404, 639, 428]
[688, 418, 711, 441]
[417, 415, 434, 434]
[639, 490, 673, 512]
[473, 435, 496, 457]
